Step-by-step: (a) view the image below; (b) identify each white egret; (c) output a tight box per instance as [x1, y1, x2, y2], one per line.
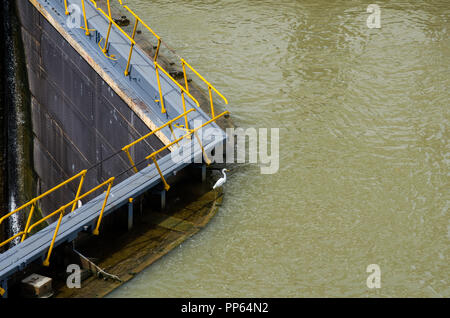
[213, 169, 229, 190]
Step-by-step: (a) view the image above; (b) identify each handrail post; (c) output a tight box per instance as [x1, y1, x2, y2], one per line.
[81, 0, 90, 36]
[194, 131, 211, 165]
[102, 0, 113, 53]
[124, 18, 139, 76]
[151, 157, 170, 191]
[43, 208, 65, 267]
[64, 0, 69, 15]
[182, 61, 189, 92]
[93, 178, 114, 235]
[20, 203, 35, 243]
[181, 92, 190, 133]
[71, 173, 86, 212]
[124, 148, 138, 173]
[208, 86, 215, 119]
[168, 123, 179, 144]
[154, 38, 161, 62]
[155, 65, 166, 113]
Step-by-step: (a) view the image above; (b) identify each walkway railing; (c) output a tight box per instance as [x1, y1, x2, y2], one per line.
[123, 110, 230, 191]
[122, 108, 197, 175]
[0, 0, 230, 270]
[0, 171, 114, 266]
[65, 0, 227, 117]
[0, 170, 87, 246]
[181, 59, 228, 119]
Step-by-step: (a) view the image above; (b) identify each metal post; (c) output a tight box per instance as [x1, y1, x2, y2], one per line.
[128, 198, 133, 230]
[21, 203, 35, 242]
[124, 148, 138, 173]
[71, 173, 86, 212]
[154, 38, 161, 62]
[124, 18, 139, 76]
[208, 86, 215, 119]
[93, 179, 114, 235]
[43, 209, 65, 266]
[181, 92, 189, 132]
[182, 61, 189, 92]
[194, 131, 211, 165]
[81, 0, 90, 36]
[202, 164, 207, 183]
[161, 190, 166, 211]
[64, 0, 69, 15]
[151, 157, 170, 191]
[102, 0, 113, 53]
[155, 66, 166, 113]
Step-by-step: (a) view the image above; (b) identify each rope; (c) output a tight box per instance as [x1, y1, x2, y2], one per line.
[73, 248, 122, 283]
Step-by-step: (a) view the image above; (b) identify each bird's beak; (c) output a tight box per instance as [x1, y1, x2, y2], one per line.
[226, 169, 230, 172]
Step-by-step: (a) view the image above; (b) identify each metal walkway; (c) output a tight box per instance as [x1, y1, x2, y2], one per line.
[0, 136, 223, 293]
[0, 0, 230, 297]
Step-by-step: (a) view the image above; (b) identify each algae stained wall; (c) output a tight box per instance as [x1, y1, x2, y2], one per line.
[0, 3, 7, 243]
[0, 1, 36, 245]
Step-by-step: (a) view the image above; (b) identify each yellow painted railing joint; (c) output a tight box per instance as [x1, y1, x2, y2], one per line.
[93, 178, 114, 236]
[64, 0, 69, 15]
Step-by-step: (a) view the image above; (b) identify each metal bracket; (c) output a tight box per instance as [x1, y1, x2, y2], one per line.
[0, 280, 7, 298]
[128, 198, 134, 230]
[151, 189, 166, 210]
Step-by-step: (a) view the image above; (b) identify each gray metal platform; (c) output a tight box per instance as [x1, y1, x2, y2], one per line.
[0, 134, 225, 286]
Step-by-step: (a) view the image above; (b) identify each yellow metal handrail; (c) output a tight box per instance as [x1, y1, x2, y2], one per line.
[122, 108, 196, 173]
[0, 177, 115, 266]
[83, 0, 136, 44]
[143, 111, 230, 190]
[77, 0, 200, 115]
[26, 177, 115, 266]
[0, 170, 87, 244]
[64, 0, 69, 15]
[154, 61, 200, 114]
[0, 169, 115, 267]
[74, 0, 228, 117]
[181, 59, 228, 119]
[83, 0, 159, 75]
[120, 3, 161, 63]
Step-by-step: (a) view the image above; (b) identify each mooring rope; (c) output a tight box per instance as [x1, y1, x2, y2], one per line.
[72, 248, 122, 283]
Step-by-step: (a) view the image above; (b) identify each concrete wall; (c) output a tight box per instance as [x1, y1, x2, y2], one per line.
[16, 0, 165, 214]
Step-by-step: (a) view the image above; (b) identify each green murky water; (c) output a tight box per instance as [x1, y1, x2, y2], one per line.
[110, 0, 449, 297]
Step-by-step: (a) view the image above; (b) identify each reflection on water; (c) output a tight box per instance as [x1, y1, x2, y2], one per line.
[110, 0, 449, 297]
